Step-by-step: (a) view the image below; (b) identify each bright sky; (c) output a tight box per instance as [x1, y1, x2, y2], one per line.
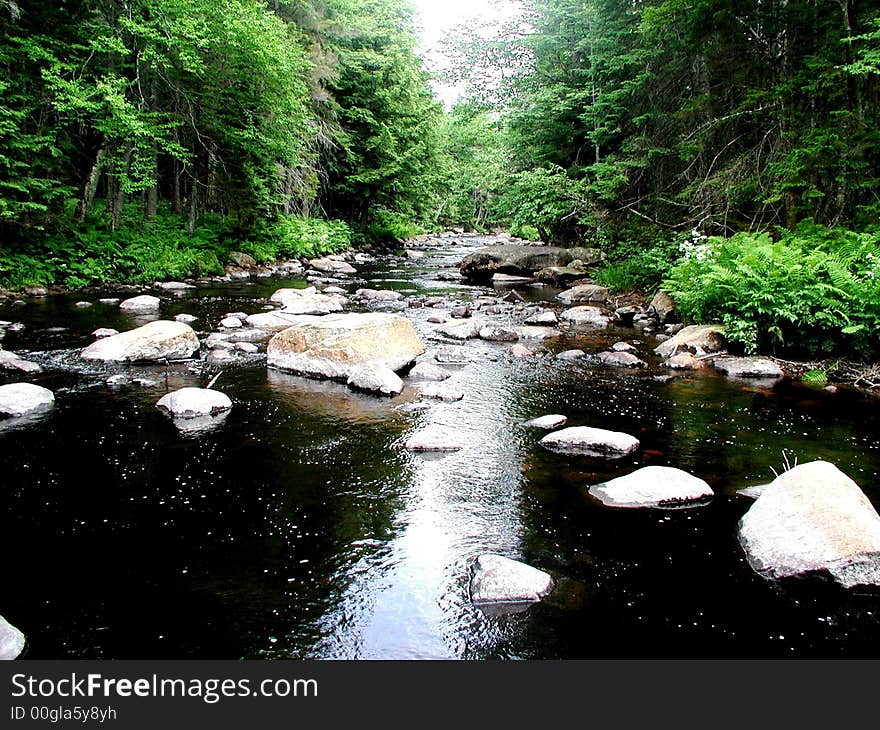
[411, 0, 522, 107]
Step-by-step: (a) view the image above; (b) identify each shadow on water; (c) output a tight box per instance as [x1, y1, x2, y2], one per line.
[2, 234, 880, 658]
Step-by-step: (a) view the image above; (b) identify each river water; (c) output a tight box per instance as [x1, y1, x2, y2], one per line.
[2, 234, 880, 659]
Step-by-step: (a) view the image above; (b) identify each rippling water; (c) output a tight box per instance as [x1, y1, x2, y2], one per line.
[2, 235, 880, 659]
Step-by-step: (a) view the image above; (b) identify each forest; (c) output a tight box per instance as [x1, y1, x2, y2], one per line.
[2, 0, 880, 357]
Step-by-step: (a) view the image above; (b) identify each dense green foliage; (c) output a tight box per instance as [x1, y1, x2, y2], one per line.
[664, 223, 880, 357]
[0, 0, 445, 288]
[451, 0, 880, 240]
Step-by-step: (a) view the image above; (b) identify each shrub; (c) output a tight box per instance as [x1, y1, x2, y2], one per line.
[594, 235, 682, 293]
[663, 222, 880, 357]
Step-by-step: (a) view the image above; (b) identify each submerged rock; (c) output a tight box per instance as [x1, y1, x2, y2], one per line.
[156, 387, 233, 419]
[0, 383, 54, 418]
[714, 356, 784, 379]
[81, 321, 199, 363]
[0, 615, 25, 659]
[419, 383, 464, 402]
[267, 312, 425, 382]
[355, 288, 403, 302]
[470, 554, 554, 605]
[655, 324, 725, 358]
[589, 466, 713, 508]
[541, 426, 640, 458]
[119, 295, 161, 312]
[523, 414, 568, 430]
[738, 461, 880, 588]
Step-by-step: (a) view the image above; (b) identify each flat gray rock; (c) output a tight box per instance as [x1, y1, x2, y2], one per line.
[470, 554, 554, 605]
[589, 466, 713, 508]
[419, 383, 464, 402]
[408, 362, 452, 381]
[596, 351, 647, 368]
[556, 349, 586, 361]
[524, 310, 558, 326]
[541, 426, 640, 458]
[560, 306, 611, 328]
[523, 414, 568, 430]
[479, 325, 519, 342]
[119, 295, 161, 312]
[405, 427, 464, 452]
[0, 615, 25, 659]
[0, 383, 55, 418]
[557, 284, 609, 305]
[714, 356, 784, 379]
[739, 461, 880, 587]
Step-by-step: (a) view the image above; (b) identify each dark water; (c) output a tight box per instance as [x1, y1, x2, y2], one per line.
[3, 235, 880, 659]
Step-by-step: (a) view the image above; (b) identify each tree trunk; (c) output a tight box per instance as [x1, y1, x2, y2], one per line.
[77, 144, 106, 224]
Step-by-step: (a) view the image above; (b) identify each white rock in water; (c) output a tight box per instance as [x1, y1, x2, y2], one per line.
[479, 325, 519, 342]
[560, 306, 611, 328]
[309, 257, 356, 275]
[347, 366, 404, 396]
[556, 349, 586, 360]
[92, 328, 119, 339]
[267, 312, 424, 382]
[523, 414, 568, 430]
[408, 362, 451, 381]
[155, 281, 195, 291]
[589, 466, 713, 508]
[245, 311, 307, 331]
[713, 356, 784, 379]
[156, 387, 233, 419]
[0, 383, 55, 418]
[540, 426, 640, 458]
[356, 288, 403, 301]
[0, 615, 25, 659]
[557, 284, 609, 305]
[119, 295, 161, 312]
[219, 316, 243, 329]
[739, 461, 880, 587]
[74, 301, 92, 308]
[436, 319, 484, 340]
[174, 314, 198, 324]
[470, 554, 554, 605]
[404, 427, 464, 452]
[595, 351, 647, 368]
[524, 310, 558, 326]
[81, 321, 199, 363]
[98, 298, 120, 305]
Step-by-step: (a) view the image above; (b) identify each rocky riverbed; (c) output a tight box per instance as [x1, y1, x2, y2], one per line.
[2, 232, 880, 659]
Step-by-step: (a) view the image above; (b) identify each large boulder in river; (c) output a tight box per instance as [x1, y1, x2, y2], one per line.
[156, 387, 233, 419]
[589, 466, 713, 508]
[540, 426, 640, 458]
[0, 383, 54, 418]
[470, 554, 554, 605]
[81, 320, 199, 363]
[0, 614, 25, 659]
[738, 461, 880, 588]
[267, 312, 425, 381]
[269, 287, 346, 315]
[654, 324, 725, 359]
[459, 245, 604, 282]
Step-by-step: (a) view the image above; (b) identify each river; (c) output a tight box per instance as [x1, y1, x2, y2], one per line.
[2, 233, 880, 659]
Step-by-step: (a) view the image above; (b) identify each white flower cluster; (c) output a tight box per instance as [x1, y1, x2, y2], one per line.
[679, 228, 714, 261]
[864, 251, 880, 279]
